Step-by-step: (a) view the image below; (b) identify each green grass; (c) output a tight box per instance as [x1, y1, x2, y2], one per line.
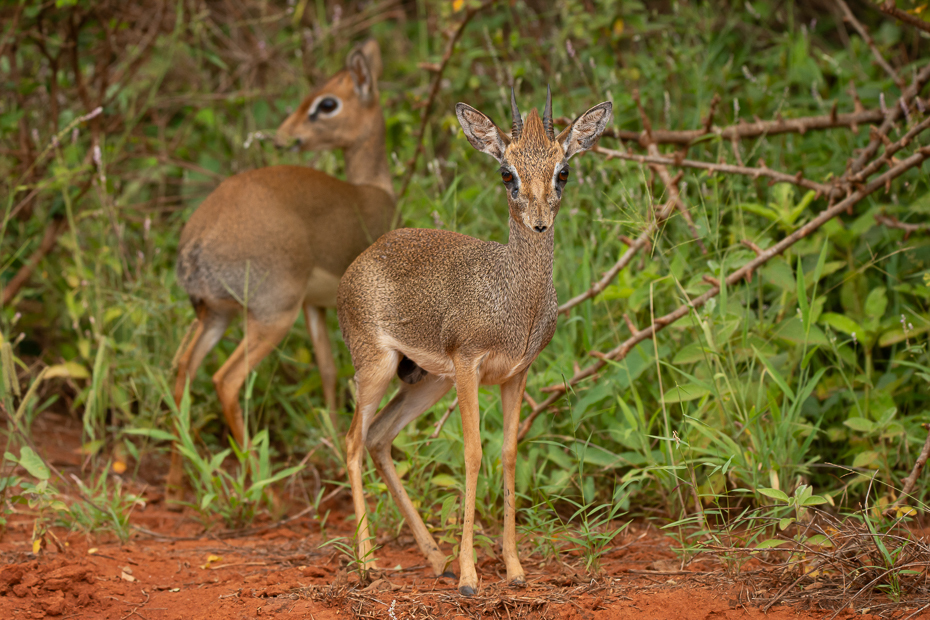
[2, 0, 930, 560]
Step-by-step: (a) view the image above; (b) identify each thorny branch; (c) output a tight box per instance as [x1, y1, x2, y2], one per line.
[835, 0, 903, 89]
[875, 213, 930, 238]
[632, 89, 708, 254]
[880, 0, 930, 35]
[398, 0, 495, 198]
[555, 107, 888, 148]
[593, 147, 834, 195]
[519, 143, 930, 441]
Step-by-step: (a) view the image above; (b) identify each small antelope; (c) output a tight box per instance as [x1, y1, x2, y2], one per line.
[337, 89, 611, 595]
[167, 40, 394, 503]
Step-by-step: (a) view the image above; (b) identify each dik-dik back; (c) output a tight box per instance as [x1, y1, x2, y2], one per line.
[166, 39, 394, 505]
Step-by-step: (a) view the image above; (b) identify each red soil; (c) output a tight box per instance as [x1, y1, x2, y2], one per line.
[0, 412, 909, 619]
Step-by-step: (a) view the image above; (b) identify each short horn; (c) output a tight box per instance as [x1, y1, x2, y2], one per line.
[511, 87, 523, 141]
[543, 84, 554, 140]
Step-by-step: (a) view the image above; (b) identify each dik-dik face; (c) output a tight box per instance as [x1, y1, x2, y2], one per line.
[276, 39, 382, 152]
[456, 90, 612, 234]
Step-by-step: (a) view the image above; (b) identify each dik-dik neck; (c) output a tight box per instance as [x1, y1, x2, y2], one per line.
[502, 216, 556, 302]
[343, 110, 394, 200]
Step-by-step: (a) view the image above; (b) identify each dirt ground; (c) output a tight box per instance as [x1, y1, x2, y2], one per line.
[0, 413, 919, 619]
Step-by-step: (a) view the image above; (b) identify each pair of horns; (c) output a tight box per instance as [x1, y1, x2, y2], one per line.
[510, 85, 553, 141]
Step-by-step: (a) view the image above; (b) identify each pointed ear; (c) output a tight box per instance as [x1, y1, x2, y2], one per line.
[358, 39, 382, 79]
[347, 42, 378, 104]
[556, 101, 612, 160]
[456, 103, 510, 162]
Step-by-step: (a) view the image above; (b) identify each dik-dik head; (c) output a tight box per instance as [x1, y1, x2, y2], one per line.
[276, 39, 383, 151]
[456, 89, 611, 233]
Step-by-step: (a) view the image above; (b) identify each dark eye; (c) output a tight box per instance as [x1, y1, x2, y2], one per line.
[318, 97, 338, 113]
[558, 168, 569, 182]
[501, 171, 514, 183]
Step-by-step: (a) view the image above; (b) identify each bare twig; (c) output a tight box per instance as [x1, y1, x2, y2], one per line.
[875, 213, 930, 239]
[519, 145, 930, 440]
[1, 217, 67, 307]
[836, 0, 904, 89]
[848, 62, 930, 176]
[428, 397, 458, 440]
[397, 0, 495, 198]
[879, 0, 930, 35]
[593, 147, 833, 196]
[851, 114, 930, 183]
[555, 107, 887, 148]
[886, 424, 930, 514]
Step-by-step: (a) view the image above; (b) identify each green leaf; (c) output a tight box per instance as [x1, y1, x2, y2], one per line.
[819, 313, 862, 336]
[122, 428, 178, 442]
[431, 474, 459, 488]
[774, 318, 829, 346]
[864, 287, 888, 320]
[17, 447, 50, 481]
[672, 343, 712, 365]
[797, 255, 809, 330]
[755, 538, 788, 549]
[763, 259, 796, 291]
[801, 495, 828, 506]
[852, 451, 880, 469]
[804, 534, 833, 547]
[753, 347, 796, 401]
[758, 487, 790, 503]
[878, 321, 930, 347]
[843, 417, 875, 433]
[662, 384, 710, 403]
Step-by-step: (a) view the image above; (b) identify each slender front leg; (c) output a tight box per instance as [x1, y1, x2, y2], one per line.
[500, 371, 528, 584]
[454, 362, 482, 596]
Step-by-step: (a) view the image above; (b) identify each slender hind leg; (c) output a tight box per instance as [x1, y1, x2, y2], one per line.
[211, 309, 299, 448]
[366, 374, 454, 576]
[167, 310, 231, 506]
[304, 305, 339, 427]
[346, 351, 398, 575]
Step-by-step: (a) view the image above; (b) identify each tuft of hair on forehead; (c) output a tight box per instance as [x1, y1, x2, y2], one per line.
[508, 108, 562, 165]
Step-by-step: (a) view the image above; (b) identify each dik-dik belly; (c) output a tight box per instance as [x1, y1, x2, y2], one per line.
[303, 267, 342, 307]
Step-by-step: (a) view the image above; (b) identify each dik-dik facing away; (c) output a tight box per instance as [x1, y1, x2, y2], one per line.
[168, 40, 394, 504]
[337, 89, 611, 596]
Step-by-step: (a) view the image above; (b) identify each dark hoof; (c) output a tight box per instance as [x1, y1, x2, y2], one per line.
[459, 585, 476, 597]
[511, 577, 526, 587]
[441, 571, 456, 579]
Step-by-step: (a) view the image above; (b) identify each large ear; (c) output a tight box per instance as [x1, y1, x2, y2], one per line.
[358, 39, 382, 79]
[347, 41, 379, 104]
[556, 101, 612, 160]
[455, 103, 510, 162]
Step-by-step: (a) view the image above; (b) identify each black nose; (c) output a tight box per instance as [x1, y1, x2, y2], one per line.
[533, 225, 548, 233]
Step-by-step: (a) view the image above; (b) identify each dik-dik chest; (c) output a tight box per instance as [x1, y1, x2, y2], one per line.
[477, 293, 558, 385]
